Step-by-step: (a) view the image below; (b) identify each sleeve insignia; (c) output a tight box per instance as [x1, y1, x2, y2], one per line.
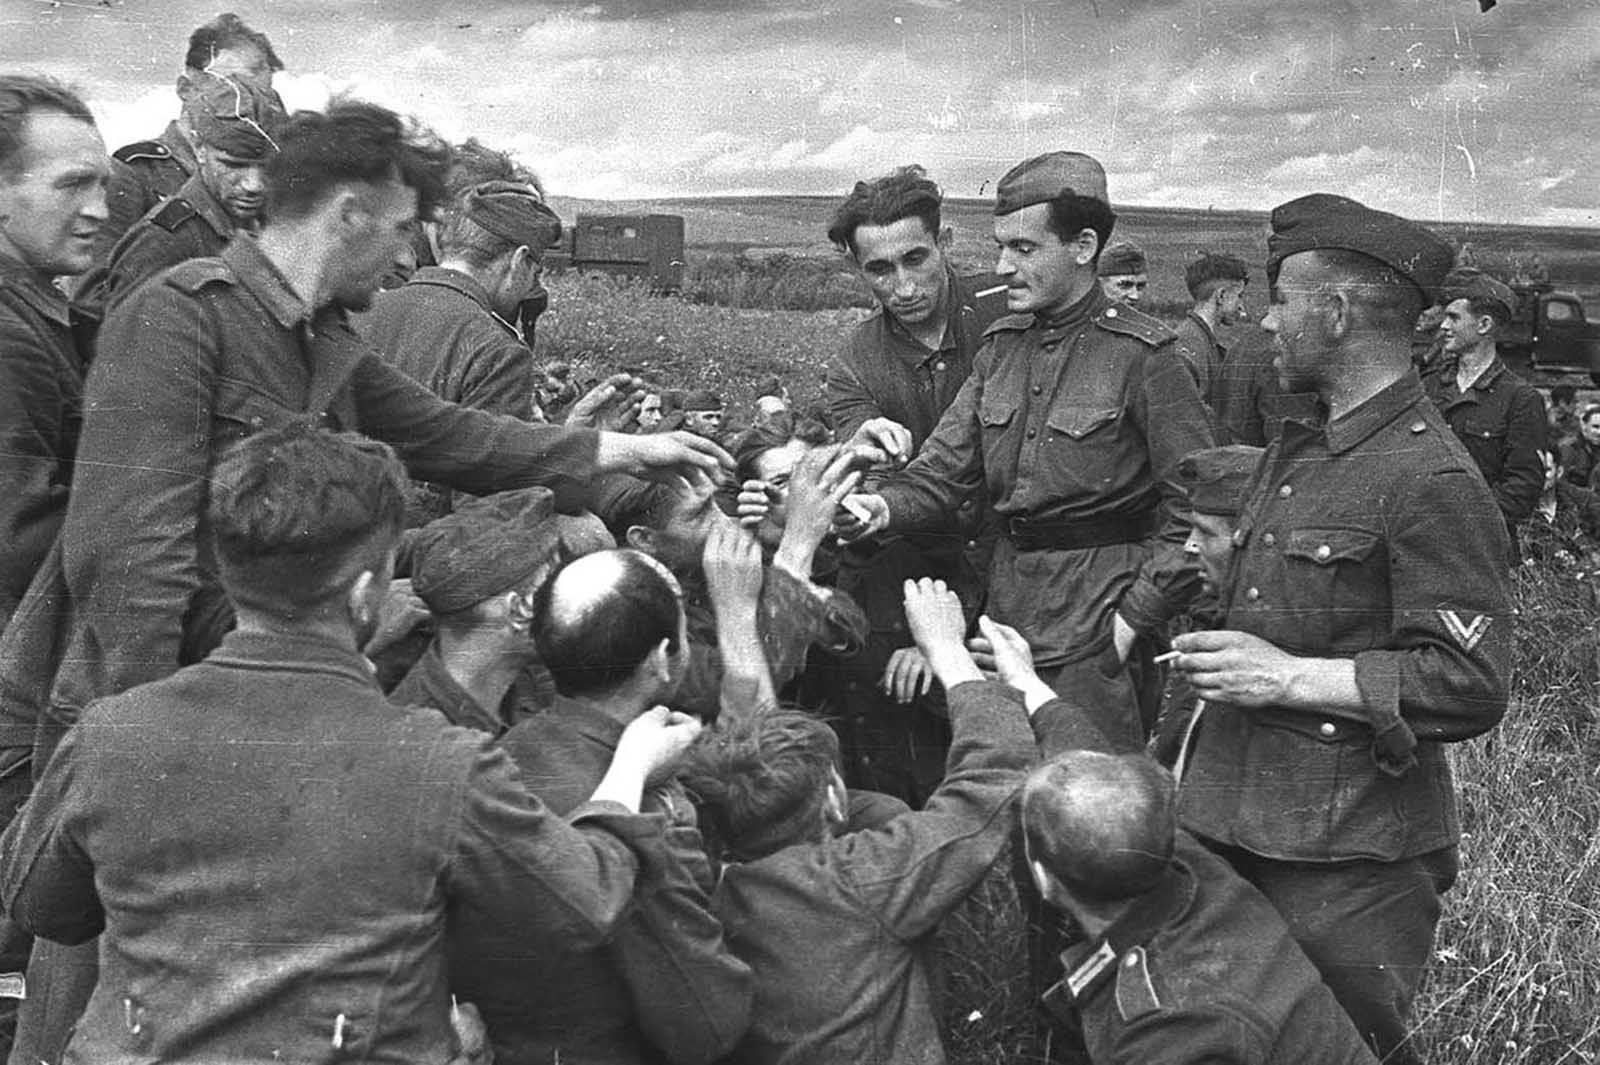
[1437, 610, 1492, 652]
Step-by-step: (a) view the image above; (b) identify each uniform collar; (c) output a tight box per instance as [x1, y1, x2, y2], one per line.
[204, 627, 380, 688]
[549, 692, 629, 750]
[878, 267, 963, 364]
[405, 266, 519, 338]
[222, 233, 314, 329]
[1036, 283, 1102, 334]
[175, 172, 238, 239]
[1321, 372, 1427, 455]
[1185, 310, 1223, 350]
[159, 120, 199, 175]
[403, 641, 504, 734]
[0, 252, 72, 328]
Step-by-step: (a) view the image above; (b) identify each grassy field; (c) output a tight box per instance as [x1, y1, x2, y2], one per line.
[533, 197, 1600, 1063]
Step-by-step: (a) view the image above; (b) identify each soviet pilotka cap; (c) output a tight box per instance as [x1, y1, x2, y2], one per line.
[1097, 241, 1147, 278]
[188, 74, 284, 159]
[1265, 193, 1455, 304]
[461, 181, 563, 250]
[1441, 267, 1517, 321]
[410, 487, 612, 614]
[1174, 445, 1264, 517]
[993, 151, 1109, 214]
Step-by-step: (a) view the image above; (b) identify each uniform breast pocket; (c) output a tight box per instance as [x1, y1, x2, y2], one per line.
[212, 377, 295, 448]
[979, 396, 1022, 454]
[1281, 526, 1385, 651]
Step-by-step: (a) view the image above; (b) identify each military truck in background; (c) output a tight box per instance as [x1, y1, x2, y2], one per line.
[1499, 284, 1600, 385]
[545, 213, 685, 293]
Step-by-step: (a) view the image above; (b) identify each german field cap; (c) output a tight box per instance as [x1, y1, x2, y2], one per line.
[1176, 445, 1263, 517]
[463, 180, 563, 250]
[994, 151, 1109, 215]
[1097, 240, 1147, 277]
[1441, 268, 1516, 319]
[411, 487, 610, 614]
[1266, 193, 1454, 303]
[681, 389, 724, 412]
[189, 75, 283, 159]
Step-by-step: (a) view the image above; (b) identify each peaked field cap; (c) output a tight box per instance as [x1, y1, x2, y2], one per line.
[994, 151, 1109, 215]
[1266, 193, 1454, 303]
[1097, 241, 1147, 277]
[1442, 268, 1517, 318]
[189, 74, 283, 158]
[463, 180, 563, 249]
[410, 487, 608, 614]
[1175, 445, 1264, 517]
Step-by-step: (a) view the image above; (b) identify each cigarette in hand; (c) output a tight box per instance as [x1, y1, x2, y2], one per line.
[1153, 650, 1183, 665]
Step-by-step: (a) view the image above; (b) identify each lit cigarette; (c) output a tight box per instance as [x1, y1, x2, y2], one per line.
[974, 284, 1008, 298]
[1153, 650, 1183, 665]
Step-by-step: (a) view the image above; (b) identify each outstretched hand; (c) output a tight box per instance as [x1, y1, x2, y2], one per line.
[703, 519, 765, 618]
[598, 429, 734, 484]
[566, 372, 646, 431]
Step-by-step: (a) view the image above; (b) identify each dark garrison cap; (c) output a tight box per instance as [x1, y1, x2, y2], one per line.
[1441, 267, 1516, 320]
[463, 180, 563, 250]
[680, 389, 724, 412]
[410, 487, 612, 614]
[1266, 193, 1454, 304]
[1097, 240, 1147, 278]
[994, 151, 1109, 215]
[188, 74, 283, 159]
[1176, 445, 1264, 517]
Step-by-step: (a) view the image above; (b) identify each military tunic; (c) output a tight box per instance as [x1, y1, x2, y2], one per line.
[96, 123, 196, 265]
[1170, 311, 1225, 411]
[78, 173, 236, 322]
[1421, 356, 1546, 529]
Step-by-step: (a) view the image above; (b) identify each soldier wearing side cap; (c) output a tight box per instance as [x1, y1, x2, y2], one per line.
[392, 487, 612, 735]
[77, 76, 284, 320]
[842, 151, 1214, 750]
[1096, 240, 1149, 307]
[1168, 194, 1512, 1062]
[1422, 267, 1547, 552]
[362, 180, 564, 523]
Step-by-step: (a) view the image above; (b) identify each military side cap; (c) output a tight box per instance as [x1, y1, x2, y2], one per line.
[681, 389, 724, 412]
[1266, 193, 1454, 303]
[1097, 240, 1147, 277]
[994, 151, 1109, 215]
[463, 181, 563, 250]
[411, 487, 607, 614]
[188, 74, 283, 159]
[1176, 445, 1264, 516]
[1442, 268, 1516, 320]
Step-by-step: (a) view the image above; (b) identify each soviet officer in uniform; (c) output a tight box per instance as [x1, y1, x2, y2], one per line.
[843, 151, 1214, 749]
[1170, 194, 1511, 1061]
[80, 76, 284, 319]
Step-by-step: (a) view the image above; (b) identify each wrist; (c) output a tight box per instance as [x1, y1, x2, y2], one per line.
[1018, 678, 1057, 715]
[923, 644, 981, 687]
[773, 536, 820, 579]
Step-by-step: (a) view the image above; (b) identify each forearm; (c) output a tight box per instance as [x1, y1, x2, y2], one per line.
[714, 604, 775, 723]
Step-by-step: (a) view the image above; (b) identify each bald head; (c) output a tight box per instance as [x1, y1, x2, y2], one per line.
[534, 548, 684, 697]
[1021, 750, 1175, 903]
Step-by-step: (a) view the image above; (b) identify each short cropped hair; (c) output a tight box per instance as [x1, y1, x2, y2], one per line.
[1185, 252, 1251, 300]
[682, 708, 841, 860]
[1021, 750, 1175, 903]
[1465, 296, 1512, 330]
[1044, 191, 1118, 262]
[185, 13, 283, 75]
[1307, 249, 1425, 336]
[0, 75, 95, 177]
[264, 101, 450, 223]
[1551, 384, 1576, 406]
[533, 549, 683, 696]
[208, 421, 406, 616]
[827, 164, 942, 256]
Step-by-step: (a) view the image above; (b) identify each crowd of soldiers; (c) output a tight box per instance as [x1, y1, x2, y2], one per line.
[0, 10, 1575, 1065]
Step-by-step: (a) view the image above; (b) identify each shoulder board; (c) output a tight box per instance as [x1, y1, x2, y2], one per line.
[163, 257, 235, 294]
[150, 198, 198, 233]
[1095, 305, 1177, 347]
[1114, 946, 1163, 1023]
[983, 312, 1035, 337]
[113, 140, 172, 164]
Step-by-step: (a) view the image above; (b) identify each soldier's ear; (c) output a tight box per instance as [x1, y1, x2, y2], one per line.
[1074, 228, 1100, 268]
[175, 74, 196, 102]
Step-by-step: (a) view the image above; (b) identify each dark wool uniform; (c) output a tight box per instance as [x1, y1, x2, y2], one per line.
[1422, 356, 1546, 535]
[0, 254, 90, 636]
[460, 696, 751, 1065]
[822, 268, 1004, 804]
[713, 680, 1034, 1065]
[96, 123, 196, 265]
[79, 173, 236, 321]
[877, 285, 1213, 748]
[1210, 327, 1318, 447]
[390, 641, 508, 736]
[1179, 374, 1510, 1058]
[1171, 311, 1225, 411]
[0, 629, 666, 1065]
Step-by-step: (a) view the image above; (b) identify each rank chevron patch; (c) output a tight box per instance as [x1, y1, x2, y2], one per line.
[1437, 610, 1492, 652]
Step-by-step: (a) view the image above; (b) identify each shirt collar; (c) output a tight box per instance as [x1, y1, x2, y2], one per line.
[1185, 311, 1223, 350]
[0, 252, 71, 328]
[405, 641, 505, 734]
[204, 628, 380, 688]
[405, 266, 520, 338]
[1035, 284, 1103, 339]
[549, 692, 628, 750]
[222, 234, 313, 329]
[1323, 372, 1427, 455]
[881, 267, 960, 364]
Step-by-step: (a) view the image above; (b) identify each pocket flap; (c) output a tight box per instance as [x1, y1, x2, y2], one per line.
[980, 398, 1018, 427]
[1283, 527, 1380, 565]
[1045, 406, 1119, 439]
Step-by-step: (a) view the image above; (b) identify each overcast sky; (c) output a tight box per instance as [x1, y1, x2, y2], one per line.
[2, 0, 1595, 226]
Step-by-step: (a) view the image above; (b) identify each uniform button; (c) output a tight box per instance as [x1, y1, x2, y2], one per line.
[1410, 420, 1427, 434]
[935, 361, 947, 371]
[1319, 722, 1337, 738]
[1032, 385, 1042, 395]
[1123, 952, 1138, 968]
[1246, 587, 1260, 602]
[1278, 484, 1293, 498]
[1315, 544, 1332, 561]
[1262, 532, 1276, 547]
[1027, 429, 1037, 439]
[1106, 307, 1119, 318]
